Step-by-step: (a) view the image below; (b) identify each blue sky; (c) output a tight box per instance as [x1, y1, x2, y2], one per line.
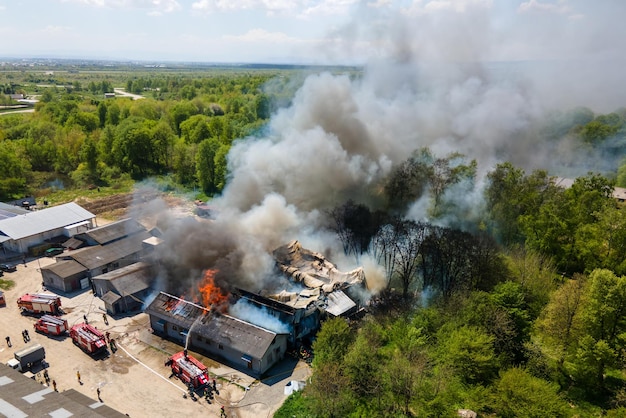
[0, 0, 624, 64]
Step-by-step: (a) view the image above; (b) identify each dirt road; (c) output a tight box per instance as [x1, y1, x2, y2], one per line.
[0, 256, 310, 417]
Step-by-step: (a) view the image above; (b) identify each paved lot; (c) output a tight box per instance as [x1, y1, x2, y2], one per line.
[0, 255, 311, 417]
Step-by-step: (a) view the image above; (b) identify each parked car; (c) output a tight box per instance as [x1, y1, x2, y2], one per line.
[0, 263, 16, 273]
[44, 248, 63, 257]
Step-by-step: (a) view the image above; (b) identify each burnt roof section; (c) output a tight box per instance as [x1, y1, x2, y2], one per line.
[41, 259, 88, 279]
[146, 292, 279, 359]
[236, 288, 297, 315]
[145, 291, 207, 330]
[69, 234, 148, 270]
[91, 262, 151, 296]
[82, 218, 146, 245]
[0, 363, 127, 417]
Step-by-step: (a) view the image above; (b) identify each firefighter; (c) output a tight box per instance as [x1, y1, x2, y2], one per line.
[220, 405, 227, 417]
[102, 313, 108, 325]
[97, 387, 101, 401]
[24, 329, 30, 341]
[83, 315, 88, 324]
[77, 371, 81, 384]
[43, 369, 50, 384]
[52, 380, 57, 391]
[5, 336, 11, 347]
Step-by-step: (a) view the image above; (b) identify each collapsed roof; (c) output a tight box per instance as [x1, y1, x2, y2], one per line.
[273, 240, 366, 293]
[266, 240, 367, 317]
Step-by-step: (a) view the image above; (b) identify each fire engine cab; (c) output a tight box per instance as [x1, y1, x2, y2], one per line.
[166, 351, 210, 389]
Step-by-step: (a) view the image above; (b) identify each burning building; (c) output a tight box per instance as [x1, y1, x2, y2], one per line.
[145, 291, 288, 377]
[228, 240, 368, 346]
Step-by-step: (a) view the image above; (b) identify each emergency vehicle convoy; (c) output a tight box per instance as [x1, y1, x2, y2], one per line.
[70, 323, 107, 355]
[166, 351, 210, 389]
[34, 315, 69, 336]
[17, 293, 62, 315]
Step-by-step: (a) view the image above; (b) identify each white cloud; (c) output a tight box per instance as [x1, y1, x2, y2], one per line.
[42, 25, 73, 33]
[192, 0, 357, 17]
[402, 0, 492, 17]
[424, 0, 492, 13]
[298, 0, 358, 19]
[192, 0, 294, 14]
[222, 28, 303, 44]
[60, 0, 180, 14]
[517, 0, 570, 15]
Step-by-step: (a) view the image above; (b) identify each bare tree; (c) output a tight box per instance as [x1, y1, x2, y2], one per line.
[370, 218, 428, 297]
[329, 200, 385, 261]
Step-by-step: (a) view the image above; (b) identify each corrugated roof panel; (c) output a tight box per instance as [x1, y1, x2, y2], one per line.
[325, 290, 356, 317]
[0, 203, 95, 240]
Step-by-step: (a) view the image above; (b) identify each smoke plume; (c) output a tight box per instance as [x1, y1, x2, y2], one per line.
[147, 0, 626, 297]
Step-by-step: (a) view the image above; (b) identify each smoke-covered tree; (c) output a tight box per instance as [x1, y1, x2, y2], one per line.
[384, 148, 433, 212]
[421, 227, 474, 299]
[485, 163, 556, 245]
[328, 200, 386, 260]
[369, 218, 428, 297]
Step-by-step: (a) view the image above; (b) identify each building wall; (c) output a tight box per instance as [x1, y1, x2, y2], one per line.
[88, 254, 141, 278]
[6, 222, 94, 254]
[42, 270, 86, 293]
[189, 331, 287, 376]
[148, 313, 288, 376]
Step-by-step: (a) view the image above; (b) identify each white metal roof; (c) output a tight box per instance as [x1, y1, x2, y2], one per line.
[0, 203, 95, 240]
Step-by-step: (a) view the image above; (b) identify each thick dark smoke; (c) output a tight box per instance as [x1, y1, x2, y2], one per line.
[145, 0, 626, 297]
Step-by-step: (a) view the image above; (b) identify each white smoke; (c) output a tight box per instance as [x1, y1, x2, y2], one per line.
[149, 0, 626, 296]
[228, 299, 291, 334]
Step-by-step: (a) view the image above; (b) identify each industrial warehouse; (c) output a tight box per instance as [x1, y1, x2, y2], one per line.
[0, 201, 361, 416]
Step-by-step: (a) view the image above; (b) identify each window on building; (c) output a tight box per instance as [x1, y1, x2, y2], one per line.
[218, 343, 223, 350]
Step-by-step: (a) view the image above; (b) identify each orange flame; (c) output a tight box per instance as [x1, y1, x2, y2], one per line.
[198, 269, 228, 308]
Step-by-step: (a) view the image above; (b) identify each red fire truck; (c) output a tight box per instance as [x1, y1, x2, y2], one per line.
[166, 351, 210, 389]
[34, 315, 69, 336]
[17, 293, 62, 315]
[70, 323, 107, 355]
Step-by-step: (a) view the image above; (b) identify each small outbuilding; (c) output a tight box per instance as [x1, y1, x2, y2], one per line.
[92, 262, 152, 314]
[41, 260, 89, 292]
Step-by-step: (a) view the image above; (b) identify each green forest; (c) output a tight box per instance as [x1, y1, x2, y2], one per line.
[0, 64, 313, 200]
[4, 63, 626, 417]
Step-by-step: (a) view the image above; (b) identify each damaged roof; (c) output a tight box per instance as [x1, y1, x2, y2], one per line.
[146, 292, 279, 360]
[325, 290, 357, 317]
[273, 240, 366, 293]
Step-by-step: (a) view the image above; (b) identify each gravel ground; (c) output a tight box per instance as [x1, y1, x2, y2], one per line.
[0, 254, 311, 417]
